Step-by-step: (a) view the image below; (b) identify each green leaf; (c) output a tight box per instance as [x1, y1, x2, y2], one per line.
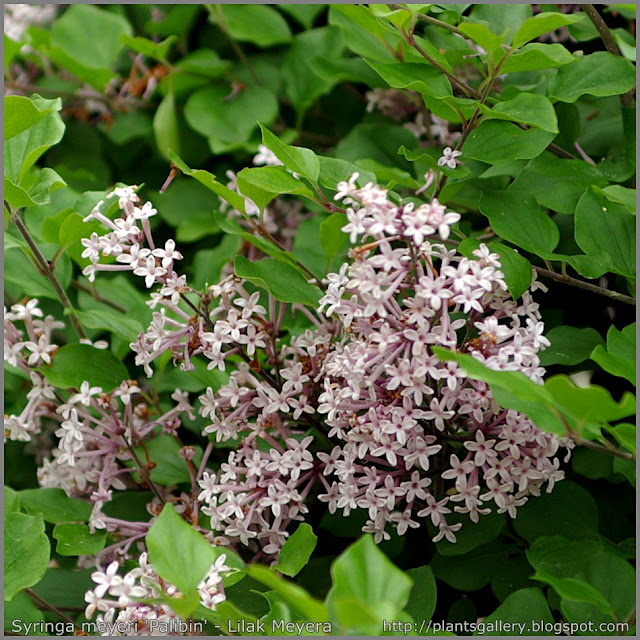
[489, 242, 532, 299]
[545, 375, 636, 427]
[4, 168, 67, 209]
[548, 51, 636, 103]
[431, 541, 509, 591]
[176, 48, 231, 78]
[501, 43, 575, 74]
[213, 211, 300, 270]
[4, 486, 21, 516]
[560, 549, 636, 625]
[4, 591, 42, 630]
[468, 3, 533, 46]
[366, 61, 452, 100]
[513, 481, 599, 541]
[404, 566, 437, 623]
[169, 152, 246, 215]
[41, 344, 129, 392]
[217, 5, 291, 47]
[480, 93, 558, 133]
[336, 123, 416, 173]
[433, 348, 567, 435]
[458, 23, 507, 61]
[326, 536, 413, 621]
[479, 189, 559, 254]
[605, 423, 636, 455]
[435, 511, 505, 557]
[509, 155, 609, 215]
[5, 247, 72, 301]
[236, 166, 315, 212]
[5, 110, 65, 183]
[574, 187, 635, 278]
[328, 5, 398, 63]
[19, 488, 91, 524]
[53, 523, 107, 556]
[279, 4, 326, 29]
[601, 185, 636, 214]
[533, 572, 614, 615]
[4, 95, 58, 140]
[4, 513, 50, 601]
[275, 523, 318, 578]
[317, 157, 377, 192]
[4, 34, 22, 71]
[398, 145, 471, 180]
[75, 309, 143, 344]
[247, 565, 329, 622]
[146, 503, 216, 614]
[184, 85, 278, 154]
[119, 34, 176, 62]
[526, 536, 602, 579]
[234, 256, 322, 307]
[260, 125, 320, 184]
[153, 83, 180, 160]
[591, 323, 636, 386]
[320, 213, 349, 272]
[282, 26, 345, 116]
[476, 588, 554, 635]
[462, 120, 556, 166]
[538, 326, 604, 367]
[513, 12, 585, 49]
[50, 5, 132, 70]
[130, 436, 202, 486]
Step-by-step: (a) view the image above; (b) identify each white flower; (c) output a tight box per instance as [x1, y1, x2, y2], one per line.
[437, 147, 462, 169]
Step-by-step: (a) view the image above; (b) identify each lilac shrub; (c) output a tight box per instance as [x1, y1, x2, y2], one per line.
[5, 173, 573, 585]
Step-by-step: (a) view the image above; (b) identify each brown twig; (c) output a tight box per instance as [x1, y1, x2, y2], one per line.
[580, 4, 635, 106]
[8, 204, 88, 340]
[71, 279, 128, 314]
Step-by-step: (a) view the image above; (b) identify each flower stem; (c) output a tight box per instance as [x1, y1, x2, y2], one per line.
[7, 204, 88, 340]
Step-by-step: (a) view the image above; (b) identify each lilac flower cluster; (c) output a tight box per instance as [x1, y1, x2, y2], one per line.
[6, 171, 574, 627]
[84, 553, 230, 636]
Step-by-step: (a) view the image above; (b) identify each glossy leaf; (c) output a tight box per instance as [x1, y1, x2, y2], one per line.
[367, 62, 452, 99]
[326, 536, 413, 620]
[479, 189, 559, 254]
[218, 5, 291, 47]
[275, 523, 318, 577]
[404, 566, 437, 623]
[548, 52, 636, 103]
[480, 93, 558, 133]
[575, 188, 636, 278]
[146, 504, 216, 614]
[260, 125, 320, 184]
[463, 120, 556, 166]
[591, 323, 636, 385]
[53, 523, 107, 556]
[501, 43, 575, 73]
[50, 5, 131, 69]
[320, 213, 349, 272]
[130, 436, 203, 486]
[477, 588, 554, 635]
[19, 488, 91, 524]
[184, 85, 278, 154]
[153, 83, 180, 160]
[42, 344, 129, 392]
[236, 166, 316, 211]
[509, 156, 609, 215]
[235, 256, 322, 307]
[538, 326, 604, 367]
[4, 513, 50, 601]
[247, 565, 329, 621]
[513, 12, 585, 48]
[4, 95, 58, 140]
[513, 481, 599, 541]
[5, 111, 65, 184]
